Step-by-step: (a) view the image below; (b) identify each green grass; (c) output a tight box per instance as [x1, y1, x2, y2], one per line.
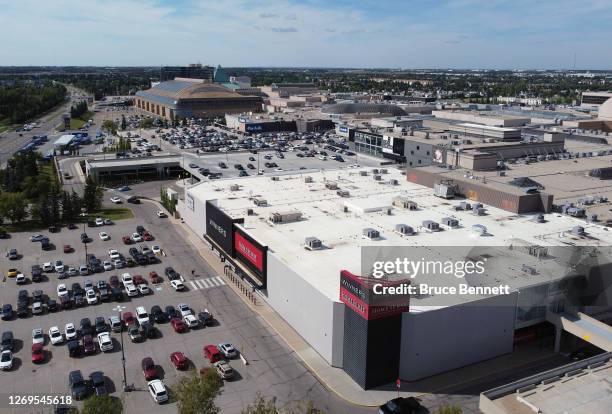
[87, 207, 134, 221]
[40, 164, 60, 186]
[0, 118, 13, 133]
[70, 111, 95, 130]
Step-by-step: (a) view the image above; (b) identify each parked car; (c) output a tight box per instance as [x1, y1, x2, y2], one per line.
[31, 343, 45, 363]
[203, 345, 222, 363]
[97, 332, 113, 352]
[128, 325, 143, 342]
[170, 351, 188, 369]
[0, 305, 12, 321]
[142, 357, 158, 380]
[378, 397, 423, 414]
[149, 271, 163, 284]
[0, 350, 13, 370]
[82, 335, 95, 354]
[65, 323, 77, 340]
[63, 244, 73, 253]
[218, 342, 238, 359]
[89, 371, 108, 396]
[198, 309, 214, 326]
[170, 318, 187, 333]
[148, 379, 168, 403]
[1, 331, 14, 351]
[49, 326, 64, 345]
[32, 328, 44, 345]
[68, 370, 88, 400]
[214, 360, 234, 380]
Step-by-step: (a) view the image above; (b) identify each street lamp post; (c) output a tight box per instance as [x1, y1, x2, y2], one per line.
[115, 307, 130, 391]
[82, 219, 88, 265]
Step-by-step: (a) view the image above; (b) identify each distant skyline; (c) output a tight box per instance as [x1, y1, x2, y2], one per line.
[1, 0, 611, 69]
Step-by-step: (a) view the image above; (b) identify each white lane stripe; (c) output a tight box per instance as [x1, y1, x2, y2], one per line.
[196, 279, 209, 288]
[189, 281, 198, 290]
[208, 277, 221, 286]
[215, 276, 226, 286]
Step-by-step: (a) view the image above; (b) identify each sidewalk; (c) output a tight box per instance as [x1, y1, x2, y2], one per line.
[171, 215, 562, 406]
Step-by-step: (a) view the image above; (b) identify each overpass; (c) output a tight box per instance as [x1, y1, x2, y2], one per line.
[547, 311, 612, 352]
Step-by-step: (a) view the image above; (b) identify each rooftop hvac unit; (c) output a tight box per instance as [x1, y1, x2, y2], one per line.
[389, 179, 398, 185]
[373, 175, 382, 181]
[246, 208, 254, 216]
[380, 168, 388, 174]
[304, 237, 323, 250]
[395, 224, 414, 236]
[359, 170, 368, 176]
[459, 201, 471, 211]
[269, 210, 302, 224]
[337, 189, 350, 197]
[422, 220, 440, 231]
[434, 181, 456, 199]
[325, 181, 339, 190]
[589, 214, 598, 222]
[566, 207, 585, 217]
[473, 207, 486, 216]
[521, 264, 538, 275]
[304, 176, 313, 183]
[362, 228, 380, 239]
[392, 196, 418, 210]
[536, 214, 545, 223]
[571, 226, 585, 236]
[372, 168, 379, 174]
[442, 217, 459, 228]
[471, 224, 487, 235]
[253, 197, 268, 206]
[270, 176, 280, 181]
[230, 184, 240, 191]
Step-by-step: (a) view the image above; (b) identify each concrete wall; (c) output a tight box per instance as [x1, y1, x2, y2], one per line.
[176, 190, 207, 239]
[265, 253, 343, 366]
[399, 293, 518, 381]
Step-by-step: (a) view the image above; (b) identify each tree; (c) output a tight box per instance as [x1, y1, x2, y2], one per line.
[81, 395, 122, 414]
[0, 192, 28, 224]
[139, 117, 154, 129]
[174, 369, 223, 414]
[121, 114, 127, 130]
[437, 405, 462, 414]
[242, 394, 325, 414]
[102, 120, 117, 135]
[83, 175, 103, 212]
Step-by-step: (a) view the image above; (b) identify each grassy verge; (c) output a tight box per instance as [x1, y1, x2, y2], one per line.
[86, 207, 134, 221]
[70, 111, 95, 130]
[0, 118, 13, 133]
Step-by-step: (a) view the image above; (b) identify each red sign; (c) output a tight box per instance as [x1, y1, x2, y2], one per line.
[234, 231, 264, 272]
[396, 378, 401, 389]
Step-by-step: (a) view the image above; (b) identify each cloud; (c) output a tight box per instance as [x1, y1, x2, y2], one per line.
[270, 27, 298, 33]
[259, 12, 277, 18]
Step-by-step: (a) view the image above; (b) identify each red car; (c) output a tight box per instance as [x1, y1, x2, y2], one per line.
[122, 236, 132, 245]
[132, 275, 146, 285]
[122, 312, 136, 327]
[170, 351, 188, 369]
[31, 343, 45, 363]
[149, 271, 163, 284]
[170, 318, 187, 333]
[141, 357, 158, 381]
[82, 335, 95, 354]
[109, 275, 120, 289]
[143, 231, 154, 241]
[63, 244, 73, 253]
[203, 345, 222, 363]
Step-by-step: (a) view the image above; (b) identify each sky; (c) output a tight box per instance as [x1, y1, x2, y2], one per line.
[0, 0, 611, 69]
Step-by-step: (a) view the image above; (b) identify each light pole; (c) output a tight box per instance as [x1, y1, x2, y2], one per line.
[113, 305, 129, 391]
[82, 214, 88, 265]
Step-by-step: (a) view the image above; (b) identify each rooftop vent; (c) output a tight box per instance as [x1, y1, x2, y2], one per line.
[442, 217, 460, 228]
[359, 171, 368, 176]
[536, 214, 545, 223]
[392, 196, 418, 210]
[246, 208, 254, 216]
[304, 237, 323, 251]
[422, 220, 440, 232]
[269, 209, 302, 224]
[362, 228, 380, 239]
[471, 224, 487, 235]
[337, 189, 350, 198]
[373, 175, 382, 181]
[571, 226, 585, 236]
[270, 176, 280, 181]
[395, 224, 415, 236]
[434, 181, 456, 199]
[304, 176, 313, 183]
[230, 184, 240, 191]
[372, 168, 379, 174]
[389, 179, 398, 185]
[325, 181, 338, 190]
[253, 197, 268, 207]
[380, 168, 388, 174]
[458, 201, 471, 211]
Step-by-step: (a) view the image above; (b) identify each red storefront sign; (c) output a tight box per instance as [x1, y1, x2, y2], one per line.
[234, 231, 264, 272]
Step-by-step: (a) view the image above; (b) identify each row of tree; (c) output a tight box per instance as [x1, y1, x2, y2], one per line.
[70, 100, 89, 119]
[0, 80, 66, 124]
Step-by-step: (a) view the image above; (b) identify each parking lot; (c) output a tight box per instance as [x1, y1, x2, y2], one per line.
[0, 201, 371, 414]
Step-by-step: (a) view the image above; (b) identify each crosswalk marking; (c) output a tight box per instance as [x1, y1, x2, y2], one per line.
[189, 276, 226, 291]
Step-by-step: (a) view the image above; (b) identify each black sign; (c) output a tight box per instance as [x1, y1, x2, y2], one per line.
[205, 201, 243, 256]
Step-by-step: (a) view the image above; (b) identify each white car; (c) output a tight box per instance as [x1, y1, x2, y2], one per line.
[183, 314, 199, 328]
[108, 249, 120, 260]
[67, 267, 78, 276]
[177, 303, 192, 317]
[65, 323, 77, 340]
[121, 272, 133, 285]
[218, 342, 238, 358]
[86, 289, 98, 305]
[170, 280, 185, 291]
[138, 284, 150, 295]
[15, 273, 27, 284]
[49, 326, 64, 345]
[57, 284, 69, 297]
[135, 306, 149, 325]
[156, 210, 167, 218]
[32, 301, 43, 315]
[99, 231, 110, 241]
[110, 196, 122, 204]
[125, 283, 138, 297]
[32, 328, 44, 345]
[42, 262, 53, 272]
[97, 332, 113, 352]
[0, 350, 13, 370]
[95, 218, 104, 226]
[348, 163, 360, 168]
[113, 259, 124, 269]
[148, 379, 168, 403]
[131, 232, 142, 242]
[103, 260, 113, 271]
[151, 245, 161, 255]
[318, 155, 327, 161]
[54, 260, 64, 273]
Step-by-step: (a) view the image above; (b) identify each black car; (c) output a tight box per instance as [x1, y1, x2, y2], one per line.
[16, 304, 28, 318]
[48, 225, 59, 233]
[378, 397, 422, 414]
[151, 306, 166, 323]
[238, 170, 248, 177]
[41, 237, 51, 251]
[234, 164, 243, 170]
[165, 305, 179, 320]
[80, 318, 93, 336]
[249, 156, 255, 161]
[164, 267, 179, 280]
[98, 287, 110, 301]
[247, 163, 255, 169]
[136, 225, 145, 235]
[129, 247, 139, 258]
[67, 223, 78, 230]
[68, 370, 88, 400]
[81, 233, 89, 243]
[31, 265, 42, 282]
[89, 371, 107, 396]
[111, 287, 124, 302]
[72, 282, 83, 294]
[32, 290, 44, 303]
[87, 221, 96, 228]
[1, 331, 14, 351]
[1, 304, 13, 321]
[127, 196, 140, 204]
[140, 322, 157, 339]
[95, 317, 108, 333]
[73, 292, 85, 307]
[59, 295, 72, 310]
[47, 299, 58, 312]
[136, 255, 147, 266]
[67, 340, 80, 357]
[198, 310, 214, 326]
[127, 325, 142, 342]
[218, 162, 227, 168]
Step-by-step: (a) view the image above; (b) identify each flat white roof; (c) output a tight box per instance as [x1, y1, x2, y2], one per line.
[187, 168, 612, 306]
